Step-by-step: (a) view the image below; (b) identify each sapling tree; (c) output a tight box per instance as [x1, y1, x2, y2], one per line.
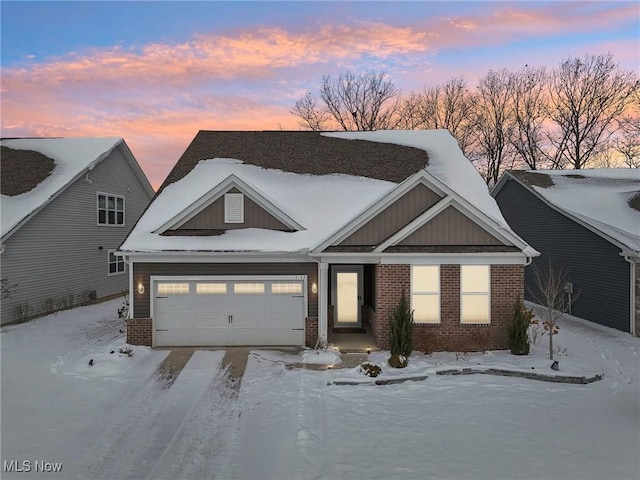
[389, 289, 414, 368]
[530, 262, 579, 360]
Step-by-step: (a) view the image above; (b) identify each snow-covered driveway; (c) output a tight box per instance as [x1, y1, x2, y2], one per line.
[0, 300, 238, 480]
[1, 299, 639, 480]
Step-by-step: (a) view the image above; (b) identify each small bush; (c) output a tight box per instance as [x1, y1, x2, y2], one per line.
[388, 289, 413, 368]
[359, 362, 382, 377]
[14, 301, 33, 321]
[508, 298, 532, 355]
[388, 354, 408, 368]
[119, 345, 134, 357]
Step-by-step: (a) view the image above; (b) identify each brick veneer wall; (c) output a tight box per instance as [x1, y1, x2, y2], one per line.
[305, 316, 318, 347]
[374, 264, 524, 352]
[127, 318, 152, 346]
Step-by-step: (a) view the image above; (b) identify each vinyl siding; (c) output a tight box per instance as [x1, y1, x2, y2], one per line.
[494, 178, 631, 332]
[176, 187, 290, 231]
[397, 206, 504, 246]
[1, 147, 152, 324]
[337, 183, 442, 246]
[132, 262, 318, 318]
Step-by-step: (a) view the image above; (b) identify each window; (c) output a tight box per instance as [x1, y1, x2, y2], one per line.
[461, 265, 490, 324]
[196, 283, 227, 294]
[411, 266, 440, 323]
[98, 193, 124, 226]
[224, 193, 244, 223]
[157, 283, 190, 295]
[234, 283, 264, 294]
[108, 250, 125, 275]
[271, 283, 303, 294]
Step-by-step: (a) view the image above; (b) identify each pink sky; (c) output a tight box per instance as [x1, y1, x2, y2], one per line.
[2, 1, 638, 189]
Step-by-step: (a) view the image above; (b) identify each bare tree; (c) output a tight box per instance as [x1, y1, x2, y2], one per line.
[291, 71, 401, 131]
[471, 69, 516, 185]
[546, 53, 638, 169]
[398, 77, 476, 157]
[530, 262, 579, 360]
[291, 92, 331, 131]
[510, 65, 549, 170]
[614, 85, 640, 167]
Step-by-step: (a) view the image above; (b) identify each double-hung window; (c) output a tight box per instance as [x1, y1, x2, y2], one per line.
[460, 265, 490, 324]
[411, 266, 440, 323]
[108, 250, 125, 275]
[98, 193, 124, 226]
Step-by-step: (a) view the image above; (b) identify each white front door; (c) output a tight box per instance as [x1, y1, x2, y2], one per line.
[333, 266, 363, 327]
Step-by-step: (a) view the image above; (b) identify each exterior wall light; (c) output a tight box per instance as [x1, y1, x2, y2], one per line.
[137, 282, 145, 295]
[311, 282, 318, 294]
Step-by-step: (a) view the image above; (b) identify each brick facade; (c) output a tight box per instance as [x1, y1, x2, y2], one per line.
[127, 318, 152, 346]
[305, 316, 319, 347]
[374, 264, 524, 352]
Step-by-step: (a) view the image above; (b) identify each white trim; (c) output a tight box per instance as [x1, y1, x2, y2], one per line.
[313, 172, 444, 252]
[373, 197, 453, 252]
[331, 265, 364, 327]
[318, 262, 329, 342]
[623, 255, 637, 336]
[129, 258, 134, 318]
[97, 192, 126, 227]
[313, 252, 530, 265]
[153, 174, 304, 234]
[107, 249, 126, 276]
[121, 251, 312, 263]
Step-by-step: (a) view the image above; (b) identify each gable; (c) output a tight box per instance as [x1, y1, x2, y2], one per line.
[337, 183, 442, 246]
[395, 205, 504, 246]
[173, 187, 291, 232]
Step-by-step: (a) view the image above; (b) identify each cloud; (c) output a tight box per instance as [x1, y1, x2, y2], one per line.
[2, 2, 637, 187]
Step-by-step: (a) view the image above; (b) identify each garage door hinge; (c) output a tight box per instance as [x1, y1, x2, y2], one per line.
[156, 329, 169, 332]
[291, 328, 304, 331]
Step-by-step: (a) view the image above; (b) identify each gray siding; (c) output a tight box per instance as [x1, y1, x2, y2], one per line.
[398, 206, 504, 246]
[1, 146, 153, 324]
[338, 183, 442, 246]
[177, 187, 290, 231]
[132, 262, 318, 318]
[494, 178, 631, 332]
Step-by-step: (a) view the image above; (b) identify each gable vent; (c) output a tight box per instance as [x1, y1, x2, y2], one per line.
[224, 193, 244, 223]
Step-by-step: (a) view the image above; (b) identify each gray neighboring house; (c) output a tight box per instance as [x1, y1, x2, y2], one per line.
[1, 137, 154, 325]
[492, 169, 640, 337]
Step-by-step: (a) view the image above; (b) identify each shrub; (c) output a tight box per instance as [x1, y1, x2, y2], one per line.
[508, 298, 532, 355]
[359, 362, 382, 377]
[388, 289, 413, 368]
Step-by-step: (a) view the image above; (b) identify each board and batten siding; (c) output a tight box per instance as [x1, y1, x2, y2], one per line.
[338, 183, 442, 246]
[132, 262, 318, 319]
[1, 146, 153, 324]
[494, 178, 631, 333]
[176, 187, 289, 231]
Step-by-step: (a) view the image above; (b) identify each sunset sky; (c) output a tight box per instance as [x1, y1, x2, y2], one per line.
[2, 1, 638, 188]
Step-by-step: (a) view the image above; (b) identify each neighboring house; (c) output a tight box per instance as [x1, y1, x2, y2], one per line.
[120, 130, 537, 351]
[492, 169, 640, 337]
[1, 137, 154, 325]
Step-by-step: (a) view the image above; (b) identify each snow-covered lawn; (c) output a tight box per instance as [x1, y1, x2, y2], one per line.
[1, 300, 639, 479]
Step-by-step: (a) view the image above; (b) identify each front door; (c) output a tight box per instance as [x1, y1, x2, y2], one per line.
[332, 266, 363, 327]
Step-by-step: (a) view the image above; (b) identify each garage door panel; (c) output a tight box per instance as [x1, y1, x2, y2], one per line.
[153, 277, 305, 347]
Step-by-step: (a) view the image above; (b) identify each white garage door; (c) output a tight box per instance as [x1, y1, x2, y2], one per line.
[152, 276, 306, 347]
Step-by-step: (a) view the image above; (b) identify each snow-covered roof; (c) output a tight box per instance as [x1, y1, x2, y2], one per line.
[503, 169, 640, 254]
[122, 130, 533, 254]
[1, 137, 123, 239]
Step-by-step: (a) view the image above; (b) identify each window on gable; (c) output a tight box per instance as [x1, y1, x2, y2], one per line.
[461, 265, 490, 324]
[224, 193, 244, 223]
[98, 193, 125, 226]
[108, 250, 125, 275]
[411, 265, 440, 323]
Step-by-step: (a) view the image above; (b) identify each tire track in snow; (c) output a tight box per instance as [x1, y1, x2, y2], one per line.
[144, 364, 241, 480]
[77, 351, 224, 480]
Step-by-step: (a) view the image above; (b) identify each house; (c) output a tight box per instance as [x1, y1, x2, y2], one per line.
[120, 130, 537, 351]
[1, 137, 154, 324]
[492, 169, 640, 337]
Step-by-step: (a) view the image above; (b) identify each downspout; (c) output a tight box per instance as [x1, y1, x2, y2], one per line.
[623, 254, 636, 336]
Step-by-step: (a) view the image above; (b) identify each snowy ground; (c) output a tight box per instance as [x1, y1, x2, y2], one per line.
[1, 299, 639, 479]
